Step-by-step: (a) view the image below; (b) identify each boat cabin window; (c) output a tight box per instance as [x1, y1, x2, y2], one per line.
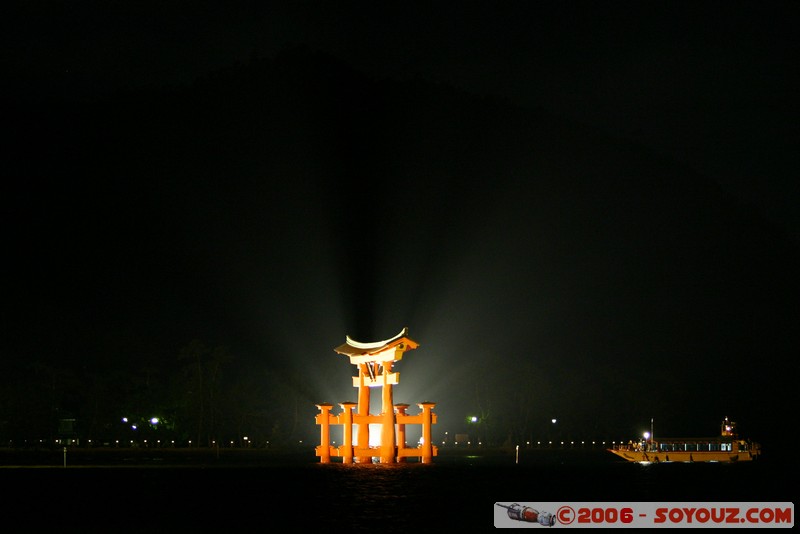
[657, 441, 727, 452]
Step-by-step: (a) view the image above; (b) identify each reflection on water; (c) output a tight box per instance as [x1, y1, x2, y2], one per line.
[281, 453, 782, 530]
[2, 450, 787, 532]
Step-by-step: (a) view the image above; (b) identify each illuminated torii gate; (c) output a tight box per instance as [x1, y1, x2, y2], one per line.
[315, 327, 437, 464]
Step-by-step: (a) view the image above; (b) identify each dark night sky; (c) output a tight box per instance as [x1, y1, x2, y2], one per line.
[3, 1, 799, 447]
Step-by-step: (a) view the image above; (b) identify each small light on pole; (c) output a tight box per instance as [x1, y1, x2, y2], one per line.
[651, 418, 654, 448]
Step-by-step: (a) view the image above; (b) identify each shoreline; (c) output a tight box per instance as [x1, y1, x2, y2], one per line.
[0, 445, 621, 468]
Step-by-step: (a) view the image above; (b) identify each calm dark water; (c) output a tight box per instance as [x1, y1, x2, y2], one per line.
[2, 449, 791, 532]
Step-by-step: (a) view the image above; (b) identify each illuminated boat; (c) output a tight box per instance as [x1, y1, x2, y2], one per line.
[607, 418, 761, 463]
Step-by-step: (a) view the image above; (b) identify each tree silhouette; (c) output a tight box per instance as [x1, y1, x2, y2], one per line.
[176, 340, 233, 447]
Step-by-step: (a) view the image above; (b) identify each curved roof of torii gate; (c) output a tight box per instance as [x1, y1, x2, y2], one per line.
[334, 327, 419, 357]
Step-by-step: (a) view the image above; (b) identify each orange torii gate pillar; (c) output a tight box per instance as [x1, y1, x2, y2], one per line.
[315, 328, 437, 464]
